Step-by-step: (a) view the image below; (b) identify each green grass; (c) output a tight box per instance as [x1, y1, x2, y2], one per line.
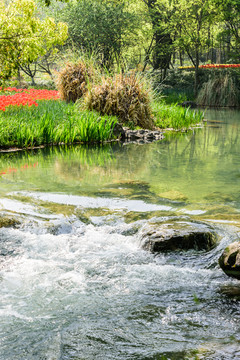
[0, 92, 204, 150]
[160, 90, 190, 105]
[0, 100, 117, 148]
[152, 100, 204, 129]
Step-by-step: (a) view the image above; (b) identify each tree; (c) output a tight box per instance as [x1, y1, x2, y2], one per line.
[141, 0, 175, 75]
[18, 50, 59, 85]
[215, 0, 240, 62]
[60, 0, 137, 69]
[173, 0, 217, 95]
[0, 0, 68, 83]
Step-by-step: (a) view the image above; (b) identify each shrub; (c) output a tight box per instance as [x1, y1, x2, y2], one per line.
[197, 73, 240, 107]
[57, 61, 93, 103]
[84, 73, 154, 129]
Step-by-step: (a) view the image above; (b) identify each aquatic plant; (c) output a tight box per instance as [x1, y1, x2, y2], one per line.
[197, 74, 240, 107]
[153, 101, 204, 129]
[84, 72, 154, 129]
[0, 100, 117, 148]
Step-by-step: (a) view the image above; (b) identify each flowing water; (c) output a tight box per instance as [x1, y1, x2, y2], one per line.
[0, 109, 240, 360]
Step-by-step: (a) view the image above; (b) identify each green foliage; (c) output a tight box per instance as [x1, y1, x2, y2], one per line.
[149, 68, 196, 98]
[84, 72, 154, 129]
[161, 91, 189, 104]
[215, 0, 240, 61]
[173, 0, 218, 94]
[0, 0, 68, 84]
[152, 100, 204, 129]
[173, 0, 218, 62]
[142, 0, 175, 71]
[60, 0, 137, 69]
[0, 101, 117, 148]
[193, 293, 201, 304]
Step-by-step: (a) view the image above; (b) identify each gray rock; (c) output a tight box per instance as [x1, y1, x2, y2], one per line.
[140, 220, 217, 252]
[122, 129, 164, 143]
[112, 124, 164, 144]
[112, 122, 125, 138]
[219, 242, 240, 280]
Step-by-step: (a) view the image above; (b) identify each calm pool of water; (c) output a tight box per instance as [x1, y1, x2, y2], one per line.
[0, 109, 240, 359]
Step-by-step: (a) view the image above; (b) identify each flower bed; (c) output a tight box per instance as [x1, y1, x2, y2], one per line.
[179, 64, 240, 70]
[0, 88, 60, 111]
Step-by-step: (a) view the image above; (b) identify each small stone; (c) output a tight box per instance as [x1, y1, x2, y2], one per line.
[146, 133, 155, 139]
[112, 122, 125, 138]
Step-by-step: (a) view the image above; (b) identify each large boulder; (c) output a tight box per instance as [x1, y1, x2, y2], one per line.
[219, 242, 240, 280]
[140, 220, 217, 252]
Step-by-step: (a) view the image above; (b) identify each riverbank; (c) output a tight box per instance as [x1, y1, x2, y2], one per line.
[0, 89, 204, 150]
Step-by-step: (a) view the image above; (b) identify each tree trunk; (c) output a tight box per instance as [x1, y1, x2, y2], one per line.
[194, 50, 199, 98]
[153, 31, 172, 73]
[17, 68, 21, 87]
[179, 51, 183, 66]
[146, 0, 173, 74]
[31, 76, 36, 86]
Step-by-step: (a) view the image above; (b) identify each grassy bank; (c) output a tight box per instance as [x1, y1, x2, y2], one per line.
[0, 100, 117, 148]
[0, 83, 204, 150]
[152, 100, 204, 129]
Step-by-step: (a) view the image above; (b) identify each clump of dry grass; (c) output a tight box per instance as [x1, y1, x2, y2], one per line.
[84, 73, 154, 129]
[57, 61, 93, 103]
[197, 74, 240, 107]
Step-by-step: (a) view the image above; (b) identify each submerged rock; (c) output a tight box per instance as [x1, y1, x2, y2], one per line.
[219, 284, 240, 299]
[0, 216, 20, 228]
[219, 242, 240, 280]
[158, 190, 188, 202]
[140, 220, 217, 252]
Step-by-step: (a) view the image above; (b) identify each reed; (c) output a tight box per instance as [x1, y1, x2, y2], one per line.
[197, 73, 240, 107]
[84, 72, 154, 129]
[0, 101, 117, 148]
[57, 61, 95, 103]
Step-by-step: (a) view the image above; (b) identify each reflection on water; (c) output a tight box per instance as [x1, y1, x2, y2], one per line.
[0, 108, 240, 359]
[1, 108, 239, 219]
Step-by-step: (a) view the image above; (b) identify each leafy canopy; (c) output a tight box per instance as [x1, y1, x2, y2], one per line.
[60, 0, 138, 69]
[0, 0, 68, 81]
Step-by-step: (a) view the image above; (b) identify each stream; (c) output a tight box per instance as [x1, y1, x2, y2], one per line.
[0, 109, 240, 359]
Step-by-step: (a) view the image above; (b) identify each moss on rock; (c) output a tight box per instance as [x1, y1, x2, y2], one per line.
[0, 216, 20, 228]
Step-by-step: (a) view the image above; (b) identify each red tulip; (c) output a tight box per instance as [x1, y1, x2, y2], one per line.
[0, 88, 60, 111]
